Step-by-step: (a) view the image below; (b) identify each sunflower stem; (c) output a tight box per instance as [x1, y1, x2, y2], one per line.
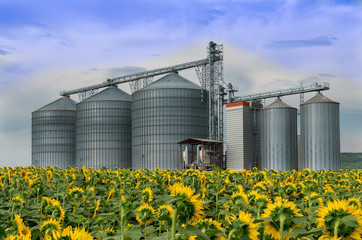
[159, 221, 162, 236]
[227, 229, 237, 240]
[334, 219, 341, 238]
[279, 214, 286, 240]
[308, 194, 312, 230]
[120, 206, 126, 240]
[171, 208, 179, 240]
[10, 203, 15, 220]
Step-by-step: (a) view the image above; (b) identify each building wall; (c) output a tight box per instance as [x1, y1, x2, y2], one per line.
[225, 102, 252, 170]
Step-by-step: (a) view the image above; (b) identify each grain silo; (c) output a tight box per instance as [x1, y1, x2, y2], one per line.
[225, 102, 252, 170]
[132, 72, 208, 170]
[300, 92, 340, 170]
[76, 86, 131, 169]
[32, 96, 77, 168]
[261, 98, 298, 171]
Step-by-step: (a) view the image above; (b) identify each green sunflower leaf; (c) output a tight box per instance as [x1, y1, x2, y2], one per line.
[292, 216, 308, 224]
[147, 234, 169, 240]
[260, 217, 273, 222]
[158, 214, 172, 226]
[341, 215, 359, 228]
[176, 225, 210, 240]
[284, 227, 323, 238]
[124, 227, 143, 240]
[0, 227, 5, 237]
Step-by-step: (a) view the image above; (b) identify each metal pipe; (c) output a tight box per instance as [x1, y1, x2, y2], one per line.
[60, 58, 209, 96]
[196, 144, 203, 165]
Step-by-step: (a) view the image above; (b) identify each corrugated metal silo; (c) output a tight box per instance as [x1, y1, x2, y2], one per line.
[261, 98, 298, 171]
[76, 86, 132, 169]
[300, 92, 340, 170]
[132, 72, 208, 170]
[32, 96, 77, 168]
[225, 102, 252, 171]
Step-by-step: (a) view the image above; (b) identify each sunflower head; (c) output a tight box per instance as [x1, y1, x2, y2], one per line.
[142, 187, 153, 202]
[99, 227, 115, 237]
[11, 196, 24, 205]
[227, 210, 259, 240]
[21, 170, 28, 178]
[46, 171, 52, 181]
[200, 174, 207, 188]
[64, 227, 94, 240]
[12, 214, 31, 237]
[136, 203, 156, 226]
[67, 187, 85, 198]
[347, 197, 361, 209]
[316, 199, 362, 239]
[252, 182, 267, 193]
[170, 183, 205, 224]
[106, 188, 116, 201]
[194, 218, 223, 232]
[158, 204, 174, 218]
[283, 182, 298, 197]
[40, 219, 61, 237]
[255, 194, 270, 208]
[231, 191, 249, 207]
[261, 197, 302, 240]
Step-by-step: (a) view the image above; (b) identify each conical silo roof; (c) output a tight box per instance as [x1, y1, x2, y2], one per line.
[264, 98, 295, 109]
[82, 86, 131, 102]
[140, 72, 201, 91]
[301, 92, 339, 105]
[34, 96, 77, 112]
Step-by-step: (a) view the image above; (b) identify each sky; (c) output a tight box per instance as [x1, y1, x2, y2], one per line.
[1, 0, 362, 167]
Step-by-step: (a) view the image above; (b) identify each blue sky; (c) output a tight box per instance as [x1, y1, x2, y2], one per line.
[1, 0, 362, 167]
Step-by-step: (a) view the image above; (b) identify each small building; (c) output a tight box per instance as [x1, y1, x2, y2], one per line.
[178, 138, 224, 170]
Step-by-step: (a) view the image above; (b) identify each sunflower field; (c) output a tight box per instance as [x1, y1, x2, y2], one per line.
[0, 166, 362, 240]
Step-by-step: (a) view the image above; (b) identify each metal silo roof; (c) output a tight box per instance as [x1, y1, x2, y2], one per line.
[301, 92, 339, 105]
[82, 86, 131, 102]
[139, 72, 201, 91]
[35, 96, 77, 112]
[264, 98, 295, 109]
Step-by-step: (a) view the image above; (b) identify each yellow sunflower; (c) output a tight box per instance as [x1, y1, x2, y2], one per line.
[252, 181, 267, 193]
[52, 226, 94, 240]
[304, 192, 324, 213]
[99, 227, 115, 234]
[49, 199, 65, 222]
[283, 182, 298, 197]
[231, 191, 249, 207]
[193, 218, 223, 231]
[200, 174, 207, 188]
[142, 187, 153, 202]
[136, 203, 156, 226]
[248, 190, 259, 205]
[20, 170, 28, 178]
[347, 197, 361, 209]
[170, 183, 205, 223]
[218, 185, 226, 195]
[158, 204, 174, 218]
[67, 187, 84, 195]
[106, 188, 116, 201]
[5, 234, 31, 240]
[261, 197, 303, 240]
[40, 219, 61, 236]
[11, 196, 24, 205]
[214, 236, 227, 240]
[316, 199, 362, 239]
[318, 235, 342, 240]
[228, 210, 259, 240]
[13, 214, 31, 237]
[46, 171, 52, 181]
[92, 199, 101, 218]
